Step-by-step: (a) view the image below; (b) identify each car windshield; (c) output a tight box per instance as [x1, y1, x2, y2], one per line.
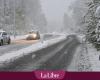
[29, 31, 36, 34]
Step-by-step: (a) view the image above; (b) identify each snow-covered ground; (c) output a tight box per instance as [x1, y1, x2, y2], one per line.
[0, 34, 94, 71]
[11, 34, 44, 41]
[0, 35, 66, 67]
[77, 43, 92, 71]
[87, 44, 100, 71]
[11, 35, 28, 40]
[67, 41, 92, 71]
[76, 42, 100, 71]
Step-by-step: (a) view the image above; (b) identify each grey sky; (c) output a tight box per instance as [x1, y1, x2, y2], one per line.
[40, 0, 76, 31]
[40, 0, 76, 21]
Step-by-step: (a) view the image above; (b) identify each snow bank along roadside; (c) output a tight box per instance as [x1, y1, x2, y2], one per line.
[11, 35, 27, 40]
[0, 36, 66, 67]
[77, 44, 92, 71]
[87, 44, 100, 71]
[11, 34, 44, 41]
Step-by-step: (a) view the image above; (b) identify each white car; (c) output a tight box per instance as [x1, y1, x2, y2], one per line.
[26, 31, 40, 40]
[0, 31, 11, 46]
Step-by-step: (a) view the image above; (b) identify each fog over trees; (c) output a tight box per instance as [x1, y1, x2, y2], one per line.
[0, 0, 47, 34]
[64, 0, 90, 33]
[64, 0, 100, 50]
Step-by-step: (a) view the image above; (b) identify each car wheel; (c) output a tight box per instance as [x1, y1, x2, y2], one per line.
[0, 40, 3, 46]
[8, 39, 11, 44]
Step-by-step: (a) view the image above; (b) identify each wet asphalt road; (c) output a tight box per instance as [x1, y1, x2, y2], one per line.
[36, 35, 80, 70]
[2, 35, 81, 71]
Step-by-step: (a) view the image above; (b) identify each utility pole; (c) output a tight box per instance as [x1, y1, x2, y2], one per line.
[3, 0, 6, 31]
[13, 0, 16, 38]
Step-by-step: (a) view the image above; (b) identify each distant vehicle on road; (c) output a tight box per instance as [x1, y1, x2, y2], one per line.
[0, 31, 11, 46]
[26, 30, 40, 40]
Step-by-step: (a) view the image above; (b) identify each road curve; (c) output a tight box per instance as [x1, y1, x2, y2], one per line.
[1, 35, 81, 71]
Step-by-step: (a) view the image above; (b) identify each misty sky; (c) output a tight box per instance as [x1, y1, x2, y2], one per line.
[40, 0, 75, 21]
[40, 0, 76, 31]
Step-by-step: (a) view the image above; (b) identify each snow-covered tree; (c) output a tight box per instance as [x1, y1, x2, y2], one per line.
[0, 0, 47, 34]
[69, 0, 100, 50]
[64, 0, 90, 34]
[84, 0, 100, 50]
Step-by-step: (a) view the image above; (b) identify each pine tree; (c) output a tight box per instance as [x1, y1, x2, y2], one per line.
[84, 0, 100, 50]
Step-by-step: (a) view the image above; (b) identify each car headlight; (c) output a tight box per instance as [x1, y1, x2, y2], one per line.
[33, 34, 37, 38]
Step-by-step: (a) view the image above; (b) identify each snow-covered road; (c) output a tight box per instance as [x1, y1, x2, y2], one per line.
[0, 34, 91, 71]
[0, 43, 33, 56]
[0, 34, 81, 71]
[0, 34, 59, 56]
